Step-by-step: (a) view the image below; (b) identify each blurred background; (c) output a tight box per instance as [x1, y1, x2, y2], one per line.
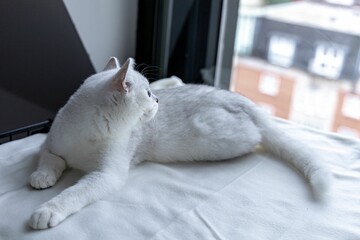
[0, 0, 359, 139]
[232, 0, 360, 138]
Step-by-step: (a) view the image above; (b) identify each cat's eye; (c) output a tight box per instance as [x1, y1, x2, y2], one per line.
[147, 90, 151, 97]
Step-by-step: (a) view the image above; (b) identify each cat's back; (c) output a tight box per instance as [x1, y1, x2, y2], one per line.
[155, 84, 218, 103]
[153, 84, 254, 121]
[136, 84, 260, 163]
[154, 84, 239, 114]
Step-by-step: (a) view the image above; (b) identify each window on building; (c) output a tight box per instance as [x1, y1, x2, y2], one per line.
[342, 93, 360, 120]
[235, 15, 256, 56]
[309, 43, 346, 79]
[267, 34, 296, 67]
[259, 73, 280, 96]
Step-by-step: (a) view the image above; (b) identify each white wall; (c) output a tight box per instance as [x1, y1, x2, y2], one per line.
[63, 0, 138, 72]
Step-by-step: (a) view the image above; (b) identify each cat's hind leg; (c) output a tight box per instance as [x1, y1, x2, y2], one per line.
[30, 150, 66, 189]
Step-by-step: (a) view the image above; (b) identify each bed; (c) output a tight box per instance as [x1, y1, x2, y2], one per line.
[0, 119, 359, 239]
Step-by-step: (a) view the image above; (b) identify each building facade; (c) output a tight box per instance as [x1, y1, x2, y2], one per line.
[232, 0, 360, 138]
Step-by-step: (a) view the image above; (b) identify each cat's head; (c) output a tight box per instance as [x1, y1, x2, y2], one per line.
[82, 57, 159, 126]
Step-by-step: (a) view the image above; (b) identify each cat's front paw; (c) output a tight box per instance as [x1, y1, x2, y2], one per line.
[29, 205, 65, 229]
[30, 170, 57, 189]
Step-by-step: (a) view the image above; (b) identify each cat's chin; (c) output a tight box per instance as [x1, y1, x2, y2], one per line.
[140, 106, 158, 122]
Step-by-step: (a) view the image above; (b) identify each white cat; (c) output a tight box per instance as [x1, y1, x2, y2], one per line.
[29, 57, 332, 229]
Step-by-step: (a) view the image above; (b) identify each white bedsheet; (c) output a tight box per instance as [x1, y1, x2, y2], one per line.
[0, 120, 360, 239]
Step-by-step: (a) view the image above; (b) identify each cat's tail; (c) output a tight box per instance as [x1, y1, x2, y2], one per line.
[243, 102, 332, 199]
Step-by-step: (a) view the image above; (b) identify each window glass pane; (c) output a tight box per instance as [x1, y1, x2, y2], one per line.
[231, 0, 360, 138]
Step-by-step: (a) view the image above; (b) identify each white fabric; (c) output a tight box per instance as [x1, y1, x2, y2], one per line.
[0, 120, 360, 239]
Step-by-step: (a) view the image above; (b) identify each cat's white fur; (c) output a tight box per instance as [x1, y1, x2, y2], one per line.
[29, 57, 332, 229]
[149, 75, 184, 90]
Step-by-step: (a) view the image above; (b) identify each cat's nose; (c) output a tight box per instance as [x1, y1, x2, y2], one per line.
[152, 94, 159, 103]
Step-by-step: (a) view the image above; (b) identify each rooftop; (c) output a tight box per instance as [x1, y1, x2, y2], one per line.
[243, 1, 360, 36]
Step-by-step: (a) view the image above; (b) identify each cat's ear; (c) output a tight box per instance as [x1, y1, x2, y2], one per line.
[103, 57, 120, 71]
[112, 58, 135, 93]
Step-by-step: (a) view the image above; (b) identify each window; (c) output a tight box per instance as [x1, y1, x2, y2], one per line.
[230, 0, 360, 138]
[342, 93, 360, 120]
[136, 0, 360, 138]
[259, 73, 280, 96]
[235, 15, 256, 56]
[309, 43, 346, 79]
[267, 35, 296, 67]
